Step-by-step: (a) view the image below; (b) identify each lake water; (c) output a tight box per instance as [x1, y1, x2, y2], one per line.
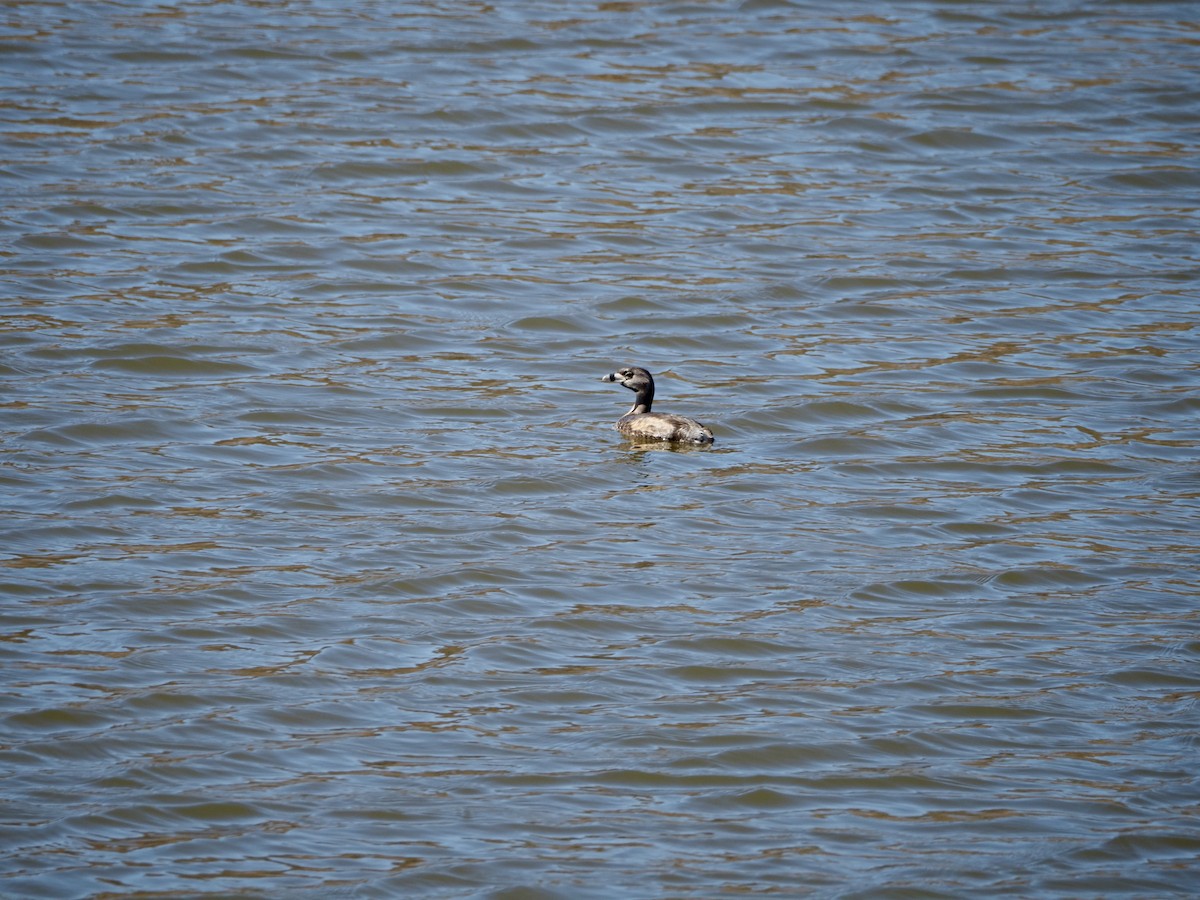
[2, 1, 1199, 897]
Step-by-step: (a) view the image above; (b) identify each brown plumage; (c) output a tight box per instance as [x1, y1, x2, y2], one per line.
[600, 366, 714, 445]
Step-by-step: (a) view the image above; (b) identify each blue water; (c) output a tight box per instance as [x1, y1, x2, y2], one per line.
[2, 1, 1199, 897]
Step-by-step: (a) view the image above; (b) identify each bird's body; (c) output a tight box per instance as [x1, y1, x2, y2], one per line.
[601, 366, 714, 445]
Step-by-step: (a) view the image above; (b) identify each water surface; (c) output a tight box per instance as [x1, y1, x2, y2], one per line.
[2, 1, 1199, 897]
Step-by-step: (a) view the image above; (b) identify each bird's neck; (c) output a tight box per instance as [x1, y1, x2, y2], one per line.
[627, 385, 653, 415]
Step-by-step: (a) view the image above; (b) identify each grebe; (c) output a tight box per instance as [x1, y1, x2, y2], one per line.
[600, 366, 714, 445]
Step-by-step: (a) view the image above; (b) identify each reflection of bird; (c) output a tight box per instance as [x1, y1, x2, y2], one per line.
[600, 366, 714, 445]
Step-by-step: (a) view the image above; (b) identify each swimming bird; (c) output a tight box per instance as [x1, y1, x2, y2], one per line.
[600, 365, 714, 445]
